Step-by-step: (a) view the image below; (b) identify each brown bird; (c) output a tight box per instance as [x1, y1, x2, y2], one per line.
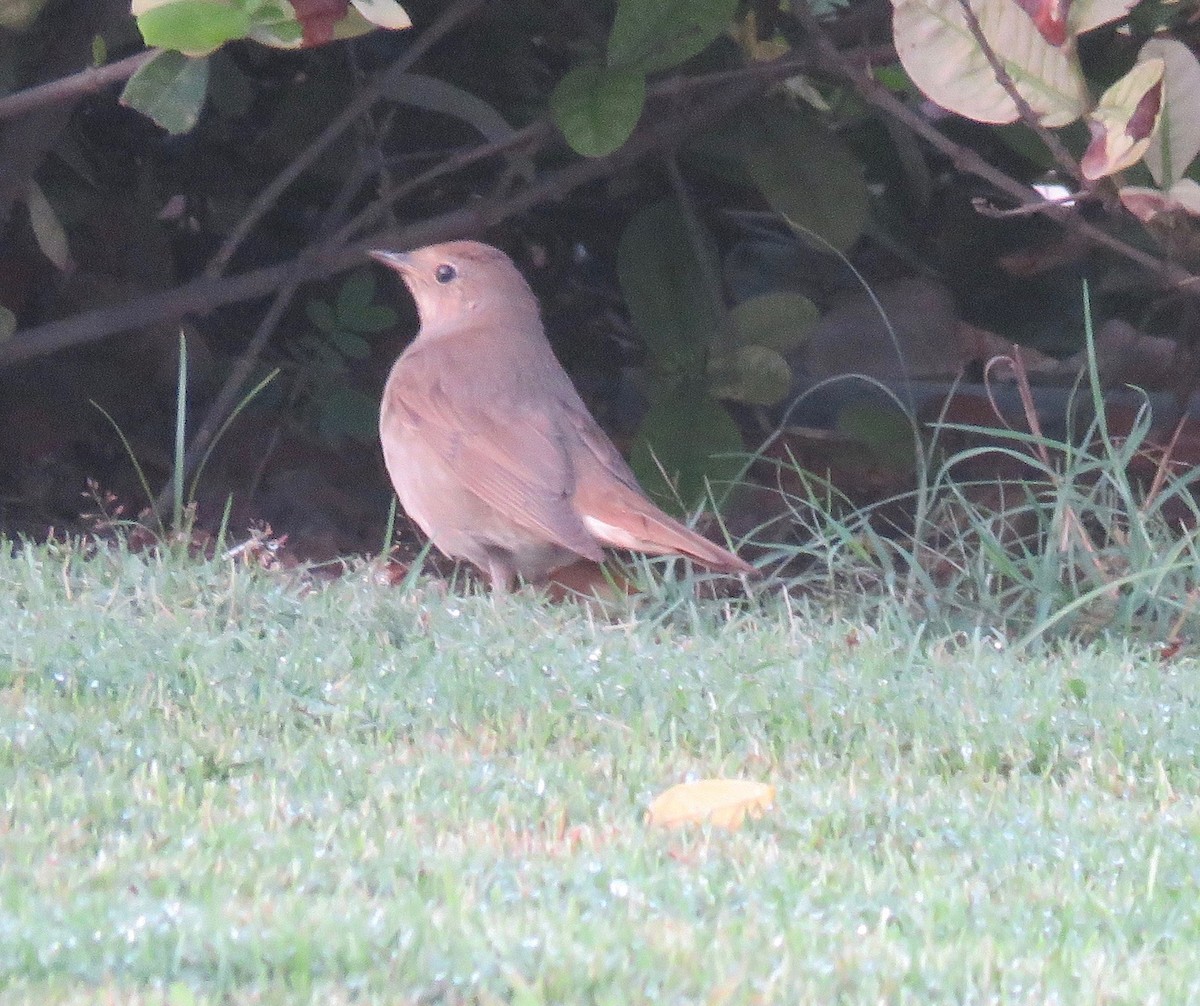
[371, 240, 756, 592]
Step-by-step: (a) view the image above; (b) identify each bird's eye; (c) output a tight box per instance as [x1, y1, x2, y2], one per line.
[435, 263, 457, 284]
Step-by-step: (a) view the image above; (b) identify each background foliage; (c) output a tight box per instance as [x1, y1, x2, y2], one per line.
[1, 0, 1198, 558]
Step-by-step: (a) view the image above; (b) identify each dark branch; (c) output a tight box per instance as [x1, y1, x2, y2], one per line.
[0, 50, 154, 123]
[0, 61, 788, 369]
[952, 0, 1082, 182]
[792, 3, 1198, 295]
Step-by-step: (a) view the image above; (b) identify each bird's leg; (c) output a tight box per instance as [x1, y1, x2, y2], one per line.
[486, 557, 515, 594]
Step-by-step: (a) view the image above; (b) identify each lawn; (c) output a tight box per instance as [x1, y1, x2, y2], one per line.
[3, 540, 1200, 1004]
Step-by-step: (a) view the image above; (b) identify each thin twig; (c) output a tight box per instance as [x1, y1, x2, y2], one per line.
[203, 0, 485, 280]
[330, 53, 801, 250]
[952, 0, 1082, 181]
[333, 119, 554, 249]
[0, 50, 156, 122]
[0, 68, 774, 368]
[151, 160, 371, 517]
[986, 351, 1108, 579]
[1144, 413, 1189, 507]
[791, 2, 1198, 295]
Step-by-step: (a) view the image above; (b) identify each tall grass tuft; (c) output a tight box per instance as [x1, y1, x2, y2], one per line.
[753, 285, 1200, 650]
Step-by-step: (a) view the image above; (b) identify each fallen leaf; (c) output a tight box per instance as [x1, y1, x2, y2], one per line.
[647, 779, 775, 830]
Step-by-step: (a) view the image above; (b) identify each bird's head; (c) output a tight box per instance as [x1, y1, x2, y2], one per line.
[369, 241, 539, 337]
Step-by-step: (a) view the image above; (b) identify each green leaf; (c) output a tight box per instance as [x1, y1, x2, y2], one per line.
[120, 50, 210, 135]
[873, 65, 915, 92]
[318, 386, 379, 443]
[551, 62, 646, 158]
[682, 121, 756, 188]
[329, 330, 371, 360]
[308, 339, 345, 370]
[336, 270, 377, 319]
[352, 304, 399, 333]
[246, 8, 304, 49]
[25, 181, 72, 271]
[707, 344, 792, 406]
[741, 102, 868, 253]
[331, 270, 397, 333]
[729, 291, 820, 352]
[617, 199, 721, 370]
[305, 299, 338, 335]
[608, 0, 737, 74]
[630, 391, 745, 513]
[134, 1, 251, 56]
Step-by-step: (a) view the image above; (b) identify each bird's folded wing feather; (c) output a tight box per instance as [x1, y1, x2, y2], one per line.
[384, 350, 604, 561]
[567, 401, 756, 575]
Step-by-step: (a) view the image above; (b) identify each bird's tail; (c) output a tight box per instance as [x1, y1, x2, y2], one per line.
[580, 496, 756, 576]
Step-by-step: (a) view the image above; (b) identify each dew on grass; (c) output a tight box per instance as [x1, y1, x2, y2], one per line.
[123, 914, 149, 944]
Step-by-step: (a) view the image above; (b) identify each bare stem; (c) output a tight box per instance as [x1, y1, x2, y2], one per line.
[0, 49, 156, 122]
[791, 2, 1197, 294]
[203, 0, 486, 280]
[952, 0, 1082, 181]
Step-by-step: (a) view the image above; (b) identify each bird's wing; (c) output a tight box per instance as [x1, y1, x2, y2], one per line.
[565, 400, 757, 576]
[382, 343, 605, 562]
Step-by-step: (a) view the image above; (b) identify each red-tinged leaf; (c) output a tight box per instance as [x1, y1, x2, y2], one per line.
[893, 0, 1087, 127]
[1118, 187, 1168, 222]
[1080, 118, 1109, 180]
[1081, 58, 1165, 180]
[1141, 39, 1200, 187]
[1127, 79, 1163, 142]
[1119, 179, 1200, 222]
[290, 0, 349, 45]
[1012, 0, 1069, 45]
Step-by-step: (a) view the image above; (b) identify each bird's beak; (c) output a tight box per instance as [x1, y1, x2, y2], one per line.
[368, 248, 412, 272]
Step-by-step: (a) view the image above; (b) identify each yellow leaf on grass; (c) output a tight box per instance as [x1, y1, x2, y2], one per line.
[647, 779, 775, 830]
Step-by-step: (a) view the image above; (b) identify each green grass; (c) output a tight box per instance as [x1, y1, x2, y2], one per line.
[3, 539, 1200, 1004]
